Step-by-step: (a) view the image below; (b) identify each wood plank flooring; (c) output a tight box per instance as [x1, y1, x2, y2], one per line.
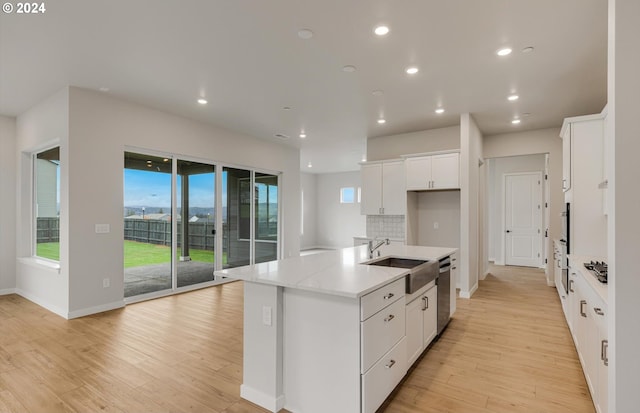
[0, 265, 594, 413]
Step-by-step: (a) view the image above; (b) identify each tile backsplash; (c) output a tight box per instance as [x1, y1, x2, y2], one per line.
[367, 215, 405, 240]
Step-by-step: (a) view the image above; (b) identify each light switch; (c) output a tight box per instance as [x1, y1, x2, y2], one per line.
[262, 306, 272, 326]
[95, 224, 110, 234]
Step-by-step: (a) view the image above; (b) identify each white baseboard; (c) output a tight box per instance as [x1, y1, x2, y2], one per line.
[459, 283, 478, 299]
[494, 260, 505, 266]
[67, 300, 125, 319]
[241, 384, 285, 412]
[15, 288, 68, 319]
[0, 288, 16, 295]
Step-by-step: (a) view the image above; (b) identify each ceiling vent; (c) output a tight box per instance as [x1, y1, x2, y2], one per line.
[275, 134, 290, 140]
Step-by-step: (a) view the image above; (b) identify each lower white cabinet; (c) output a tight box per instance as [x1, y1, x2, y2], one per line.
[405, 283, 437, 366]
[361, 337, 407, 413]
[562, 265, 608, 413]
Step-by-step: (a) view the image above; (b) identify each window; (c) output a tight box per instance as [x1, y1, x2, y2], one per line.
[340, 187, 355, 204]
[34, 146, 60, 261]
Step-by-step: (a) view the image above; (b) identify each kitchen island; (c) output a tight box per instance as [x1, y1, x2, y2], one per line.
[215, 244, 457, 413]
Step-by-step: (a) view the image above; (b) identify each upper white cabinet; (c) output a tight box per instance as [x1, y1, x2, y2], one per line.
[405, 152, 460, 191]
[360, 160, 405, 215]
[560, 110, 607, 257]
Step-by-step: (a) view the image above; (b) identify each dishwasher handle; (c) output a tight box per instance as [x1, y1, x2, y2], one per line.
[439, 264, 451, 273]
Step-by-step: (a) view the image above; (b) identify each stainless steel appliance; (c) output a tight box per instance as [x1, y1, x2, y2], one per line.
[436, 256, 451, 335]
[560, 203, 571, 294]
[584, 261, 608, 284]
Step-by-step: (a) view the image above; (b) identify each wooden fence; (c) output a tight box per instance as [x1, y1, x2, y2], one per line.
[36, 217, 59, 243]
[124, 219, 218, 251]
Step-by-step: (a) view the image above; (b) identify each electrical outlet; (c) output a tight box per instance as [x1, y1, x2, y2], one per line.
[103, 278, 110, 288]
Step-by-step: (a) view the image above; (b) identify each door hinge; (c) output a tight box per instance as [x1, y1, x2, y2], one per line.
[545, 258, 548, 264]
[545, 202, 548, 208]
[545, 174, 548, 180]
[545, 229, 548, 237]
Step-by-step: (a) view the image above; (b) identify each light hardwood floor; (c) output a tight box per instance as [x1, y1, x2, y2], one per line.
[0, 265, 594, 413]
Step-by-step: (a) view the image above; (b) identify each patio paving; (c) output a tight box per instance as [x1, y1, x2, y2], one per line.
[125, 260, 216, 297]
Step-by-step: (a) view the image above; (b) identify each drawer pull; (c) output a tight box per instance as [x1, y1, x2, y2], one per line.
[580, 300, 587, 317]
[421, 296, 429, 311]
[385, 359, 396, 369]
[383, 293, 395, 300]
[569, 279, 574, 293]
[601, 340, 609, 366]
[384, 314, 395, 323]
[593, 307, 604, 316]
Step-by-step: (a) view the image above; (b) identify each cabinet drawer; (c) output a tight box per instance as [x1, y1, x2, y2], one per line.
[361, 337, 407, 413]
[361, 298, 405, 373]
[361, 278, 405, 321]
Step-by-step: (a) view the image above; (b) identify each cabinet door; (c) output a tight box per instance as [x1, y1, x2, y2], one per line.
[562, 125, 571, 192]
[405, 297, 423, 366]
[361, 163, 382, 215]
[405, 157, 432, 190]
[432, 153, 460, 189]
[381, 161, 406, 215]
[422, 286, 438, 348]
[450, 254, 457, 316]
[596, 314, 608, 413]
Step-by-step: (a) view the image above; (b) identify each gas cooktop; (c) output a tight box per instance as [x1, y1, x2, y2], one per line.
[584, 261, 608, 284]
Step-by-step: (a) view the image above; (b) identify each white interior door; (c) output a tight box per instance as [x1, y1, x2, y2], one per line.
[504, 172, 542, 267]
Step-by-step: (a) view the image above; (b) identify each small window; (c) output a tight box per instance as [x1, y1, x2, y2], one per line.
[34, 146, 60, 261]
[340, 187, 355, 204]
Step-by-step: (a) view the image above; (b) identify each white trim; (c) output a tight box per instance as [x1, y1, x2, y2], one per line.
[0, 288, 16, 295]
[400, 149, 461, 159]
[560, 111, 606, 138]
[459, 282, 478, 299]
[17, 256, 60, 273]
[240, 384, 286, 413]
[67, 300, 125, 319]
[15, 288, 67, 319]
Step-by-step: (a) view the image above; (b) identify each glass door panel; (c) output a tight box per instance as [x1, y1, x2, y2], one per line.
[222, 167, 251, 268]
[124, 152, 173, 297]
[176, 160, 216, 287]
[255, 173, 278, 263]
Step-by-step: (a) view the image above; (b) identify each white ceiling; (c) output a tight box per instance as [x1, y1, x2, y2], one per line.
[0, 0, 607, 173]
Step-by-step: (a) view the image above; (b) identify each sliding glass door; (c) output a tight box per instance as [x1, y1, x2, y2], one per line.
[124, 150, 281, 299]
[176, 159, 216, 288]
[124, 152, 173, 297]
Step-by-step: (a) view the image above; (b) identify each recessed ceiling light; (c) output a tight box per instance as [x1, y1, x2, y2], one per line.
[497, 48, 512, 56]
[508, 94, 519, 101]
[522, 46, 535, 53]
[298, 29, 314, 40]
[435, 108, 445, 114]
[374, 26, 389, 36]
[197, 98, 208, 105]
[511, 119, 521, 124]
[342, 65, 357, 73]
[299, 132, 307, 138]
[406, 67, 419, 75]
[377, 119, 386, 124]
[146, 160, 152, 164]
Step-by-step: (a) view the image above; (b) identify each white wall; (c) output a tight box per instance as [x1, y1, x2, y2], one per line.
[315, 171, 366, 249]
[483, 128, 562, 285]
[459, 114, 483, 298]
[15, 86, 300, 318]
[487, 154, 546, 265]
[415, 191, 460, 248]
[15, 88, 70, 316]
[608, 0, 640, 410]
[0, 115, 17, 293]
[300, 172, 317, 250]
[367, 126, 460, 161]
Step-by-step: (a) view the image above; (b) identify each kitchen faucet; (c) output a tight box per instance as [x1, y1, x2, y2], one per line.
[368, 238, 390, 259]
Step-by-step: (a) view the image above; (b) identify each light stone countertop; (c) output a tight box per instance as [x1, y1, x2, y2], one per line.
[214, 244, 457, 298]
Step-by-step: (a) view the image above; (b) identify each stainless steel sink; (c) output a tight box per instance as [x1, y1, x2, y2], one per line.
[366, 257, 438, 293]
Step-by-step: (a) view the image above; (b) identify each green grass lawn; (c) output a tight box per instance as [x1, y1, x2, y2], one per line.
[37, 241, 222, 268]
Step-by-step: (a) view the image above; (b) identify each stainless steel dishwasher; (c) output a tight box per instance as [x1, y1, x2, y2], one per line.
[436, 256, 452, 335]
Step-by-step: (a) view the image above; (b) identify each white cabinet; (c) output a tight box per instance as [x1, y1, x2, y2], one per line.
[563, 265, 608, 413]
[450, 253, 458, 316]
[361, 160, 405, 215]
[405, 152, 459, 191]
[405, 283, 437, 366]
[562, 126, 572, 192]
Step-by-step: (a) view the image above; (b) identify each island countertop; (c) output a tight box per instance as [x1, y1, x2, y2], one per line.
[214, 244, 457, 299]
